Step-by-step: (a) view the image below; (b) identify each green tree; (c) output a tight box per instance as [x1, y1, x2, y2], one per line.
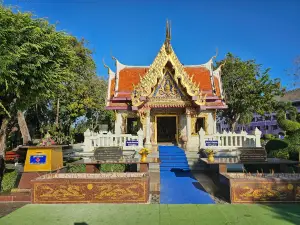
[265, 101, 300, 161]
[0, 6, 95, 153]
[216, 53, 284, 131]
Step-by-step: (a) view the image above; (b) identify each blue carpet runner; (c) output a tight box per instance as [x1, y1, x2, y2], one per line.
[159, 146, 215, 204]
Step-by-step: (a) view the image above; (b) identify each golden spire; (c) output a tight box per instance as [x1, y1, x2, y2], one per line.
[165, 19, 172, 54]
[166, 19, 171, 42]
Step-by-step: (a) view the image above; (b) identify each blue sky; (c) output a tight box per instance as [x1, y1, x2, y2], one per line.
[4, 0, 300, 88]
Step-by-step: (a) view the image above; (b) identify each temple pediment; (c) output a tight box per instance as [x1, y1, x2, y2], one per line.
[146, 69, 192, 108]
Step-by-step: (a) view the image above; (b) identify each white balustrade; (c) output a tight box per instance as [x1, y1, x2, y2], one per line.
[82, 128, 144, 152]
[199, 127, 262, 150]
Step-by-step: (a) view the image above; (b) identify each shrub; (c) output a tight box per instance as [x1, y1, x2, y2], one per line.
[263, 134, 276, 140]
[100, 164, 126, 172]
[1, 170, 18, 193]
[265, 139, 289, 153]
[67, 164, 86, 173]
[268, 149, 289, 160]
[277, 119, 300, 133]
[284, 129, 300, 145]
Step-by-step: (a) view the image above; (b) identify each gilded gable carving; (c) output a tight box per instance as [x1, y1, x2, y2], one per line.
[131, 44, 207, 107]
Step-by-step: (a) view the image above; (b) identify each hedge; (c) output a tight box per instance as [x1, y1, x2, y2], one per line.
[100, 164, 126, 172]
[1, 169, 18, 193]
[263, 134, 276, 140]
[277, 119, 300, 133]
[67, 164, 86, 173]
[66, 163, 127, 173]
[265, 139, 289, 153]
[268, 149, 289, 160]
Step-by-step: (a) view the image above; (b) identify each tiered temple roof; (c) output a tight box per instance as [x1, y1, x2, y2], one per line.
[105, 21, 227, 111]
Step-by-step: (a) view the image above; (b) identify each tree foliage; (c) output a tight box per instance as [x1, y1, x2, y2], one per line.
[289, 56, 300, 88]
[266, 101, 300, 161]
[216, 53, 285, 131]
[0, 5, 111, 152]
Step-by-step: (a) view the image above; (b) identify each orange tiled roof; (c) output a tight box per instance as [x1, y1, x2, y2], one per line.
[109, 66, 222, 99]
[214, 77, 221, 97]
[110, 78, 115, 98]
[119, 67, 149, 92]
[184, 67, 212, 92]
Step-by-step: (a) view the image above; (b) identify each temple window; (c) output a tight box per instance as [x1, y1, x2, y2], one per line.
[195, 118, 205, 133]
[127, 118, 138, 134]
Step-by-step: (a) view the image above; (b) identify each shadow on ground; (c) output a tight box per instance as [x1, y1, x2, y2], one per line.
[261, 204, 300, 225]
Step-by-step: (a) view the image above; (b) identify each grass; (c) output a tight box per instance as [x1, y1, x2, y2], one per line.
[1, 204, 300, 225]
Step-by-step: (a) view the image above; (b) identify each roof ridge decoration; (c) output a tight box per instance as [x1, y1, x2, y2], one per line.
[213, 61, 226, 100]
[103, 58, 116, 107]
[131, 21, 207, 107]
[103, 58, 115, 79]
[111, 55, 126, 96]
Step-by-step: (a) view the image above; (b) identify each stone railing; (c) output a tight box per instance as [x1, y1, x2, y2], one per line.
[82, 129, 144, 152]
[199, 127, 262, 150]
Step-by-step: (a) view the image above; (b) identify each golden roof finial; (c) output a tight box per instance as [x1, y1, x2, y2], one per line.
[166, 19, 171, 41]
[165, 19, 172, 54]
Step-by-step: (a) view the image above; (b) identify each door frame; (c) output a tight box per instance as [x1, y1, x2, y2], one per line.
[155, 115, 179, 144]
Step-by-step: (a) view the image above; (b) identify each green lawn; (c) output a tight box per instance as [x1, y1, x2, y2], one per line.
[1, 204, 300, 225]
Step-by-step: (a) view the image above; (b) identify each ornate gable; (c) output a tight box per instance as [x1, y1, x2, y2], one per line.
[146, 69, 192, 108]
[131, 21, 206, 108]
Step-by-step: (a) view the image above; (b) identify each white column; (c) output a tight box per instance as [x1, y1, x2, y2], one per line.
[83, 129, 92, 152]
[114, 112, 122, 134]
[254, 127, 262, 147]
[213, 110, 217, 134]
[144, 110, 152, 149]
[186, 111, 192, 150]
[198, 128, 205, 149]
[137, 128, 144, 148]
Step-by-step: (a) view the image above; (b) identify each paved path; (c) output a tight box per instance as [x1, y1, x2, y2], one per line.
[159, 146, 214, 204]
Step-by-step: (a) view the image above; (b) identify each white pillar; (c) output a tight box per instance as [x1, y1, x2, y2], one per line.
[114, 113, 122, 134]
[137, 128, 144, 148]
[213, 110, 217, 134]
[186, 111, 192, 150]
[254, 127, 262, 147]
[198, 128, 205, 149]
[83, 129, 92, 152]
[144, 110, 152, 149]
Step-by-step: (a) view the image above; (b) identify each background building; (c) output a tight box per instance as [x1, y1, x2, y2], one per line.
[217, 89, 300, 136]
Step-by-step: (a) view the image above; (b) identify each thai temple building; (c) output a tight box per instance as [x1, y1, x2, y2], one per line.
[104, 21, 227, 151]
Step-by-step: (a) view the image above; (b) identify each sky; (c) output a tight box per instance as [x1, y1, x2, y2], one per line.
[3, 0, 300, 89]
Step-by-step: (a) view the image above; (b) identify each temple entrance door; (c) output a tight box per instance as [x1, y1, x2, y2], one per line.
[156, 116, 177, 143]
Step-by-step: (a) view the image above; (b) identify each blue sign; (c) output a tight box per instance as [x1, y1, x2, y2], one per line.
[126, 140, 139, 146]
[30, 155, 47, 164]
[205, 140, 218, 146]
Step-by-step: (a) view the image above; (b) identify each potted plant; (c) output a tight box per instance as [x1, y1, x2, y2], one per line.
[205, 149, 215, 162]
[139, 148, 151, 162]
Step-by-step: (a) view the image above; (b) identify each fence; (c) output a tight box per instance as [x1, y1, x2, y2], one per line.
[199, 127, 262, 150]
[82, 129, 144, 152]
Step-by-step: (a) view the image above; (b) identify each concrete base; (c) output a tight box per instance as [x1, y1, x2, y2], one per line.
[144, 143, 152, 149]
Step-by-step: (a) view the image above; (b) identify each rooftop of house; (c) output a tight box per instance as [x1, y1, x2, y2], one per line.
[277, 88, 300, 102]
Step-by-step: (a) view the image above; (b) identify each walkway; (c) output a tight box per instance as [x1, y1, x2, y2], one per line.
[159, 145, 215, 204]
